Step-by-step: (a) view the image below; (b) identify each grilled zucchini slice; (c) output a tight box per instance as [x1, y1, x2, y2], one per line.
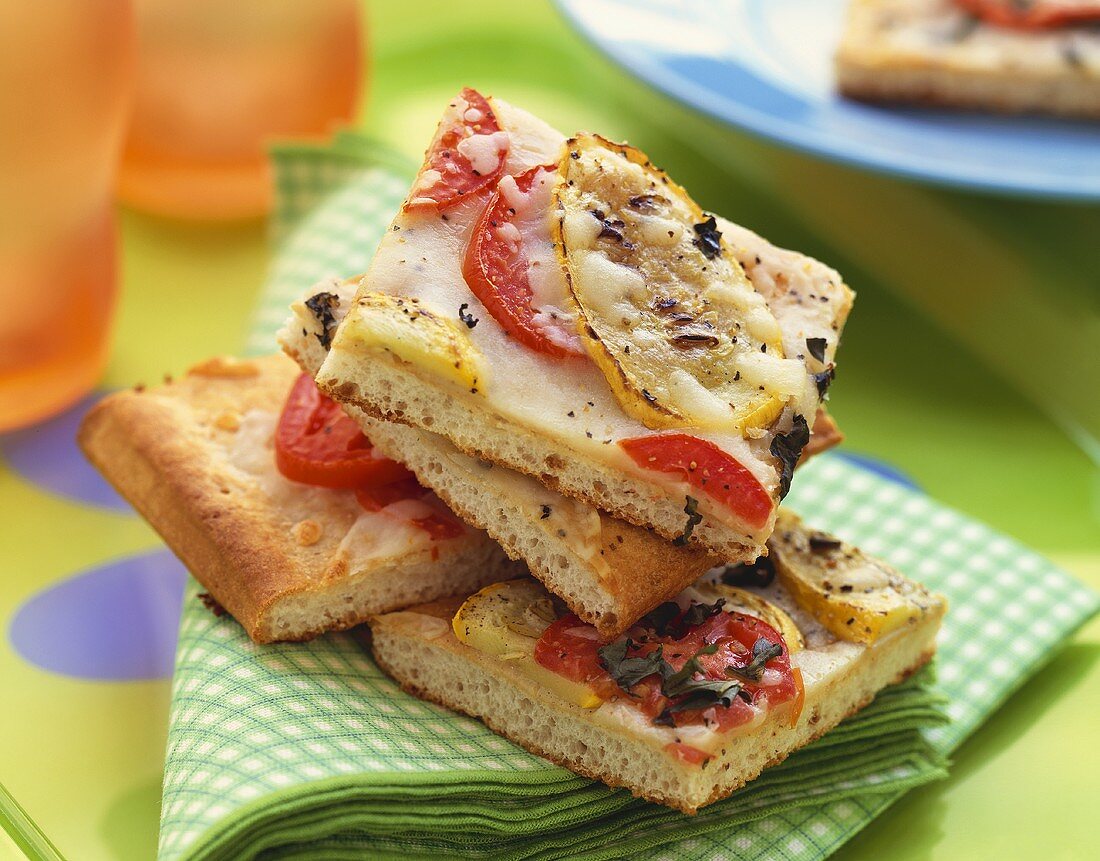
[768, 511, 942, 644]
[338, 292, 486, 392]
[693, 582, 805, 653]
[452, 580, 601, 708]
[554, 133, 804, 433]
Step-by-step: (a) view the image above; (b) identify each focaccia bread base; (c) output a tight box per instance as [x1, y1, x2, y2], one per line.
[371, 595, 941, 813]
[78, 355, 516, 643]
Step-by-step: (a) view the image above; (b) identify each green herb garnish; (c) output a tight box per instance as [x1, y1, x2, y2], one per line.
[726, 637, 783, 682]
[813, 366, 835, 399]
[637, 601, 680, 635]
[770, 415, 809, 499]
[676, 599, 725, 634]
[720, 556, 776, 588]
[655, 645, 744, 724]
[597, 640, 666, 690]
[304, 291, 340, 349]
[673, 495, 703, 546]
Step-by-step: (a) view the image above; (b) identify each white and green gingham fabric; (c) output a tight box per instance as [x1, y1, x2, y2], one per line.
[158, 135, 1099, 860]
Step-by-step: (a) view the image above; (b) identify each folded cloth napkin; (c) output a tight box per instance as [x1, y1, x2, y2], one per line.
[157, 135, 1099, 861]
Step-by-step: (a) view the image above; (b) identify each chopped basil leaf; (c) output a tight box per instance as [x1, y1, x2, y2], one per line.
[638, 601, 680, 635]
[597, 640, 667, 690]
[661, 682, 743, 717]
[677, 599, 725, 634]
[660, 644, 719, 697]
[770, 414, 810, 500]
[673, 495, 703, 546]
[726, 637, 783, 682]
[304, 292, 340, 349]
[655, 644, 744, 722]
[813, 367, 835, 399]
[720, 555, 776, 588]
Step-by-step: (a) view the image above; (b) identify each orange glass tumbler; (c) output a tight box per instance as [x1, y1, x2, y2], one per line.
[118, 0, 364, 220]
[0, 1, 134, 432]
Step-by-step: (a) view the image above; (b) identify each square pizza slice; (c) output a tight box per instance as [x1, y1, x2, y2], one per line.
[78, 354, 517, 643]
[308, 88, 854, 568]
[368, 511, 946, 813]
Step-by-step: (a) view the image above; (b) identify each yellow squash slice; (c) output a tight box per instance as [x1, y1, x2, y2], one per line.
[554, 133, 804, 433]
[339, 291, 486, 392]
[768, 511, 942, 644]
[693, 582, 805, 653]
[452, 580, 601, 708]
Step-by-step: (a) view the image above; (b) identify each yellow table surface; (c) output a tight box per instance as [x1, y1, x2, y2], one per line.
[1, 2, 1096, 859]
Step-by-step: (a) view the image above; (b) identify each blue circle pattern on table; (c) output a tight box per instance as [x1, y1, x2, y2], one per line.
[555, 0, 1100, 200]
[9, 550, 189, 681]
[2, 388, 918, 681]
[0, 390, 130, 512]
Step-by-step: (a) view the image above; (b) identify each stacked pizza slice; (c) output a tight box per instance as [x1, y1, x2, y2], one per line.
[81, 88, 945, 813]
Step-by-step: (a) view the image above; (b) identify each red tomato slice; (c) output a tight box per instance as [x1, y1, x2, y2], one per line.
[404, 88, 509, 211]
[462, 164, 585, 358]
[665, 742, 710, 765]
[354, 478, 425, 512]
[355, 480, 465, 541]
[411, 512, 465, 541]
[619, 434, 773, 531]
[534, 606, 798, 732]
[275, 374, 415, 489]
[955, 0, 1100, 28]
[788, 667, 806, 728]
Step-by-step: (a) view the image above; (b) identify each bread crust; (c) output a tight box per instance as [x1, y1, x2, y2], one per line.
[78, 355, 515, 643]
[370, 596, 944, 813]
[374, 647, 934, 813]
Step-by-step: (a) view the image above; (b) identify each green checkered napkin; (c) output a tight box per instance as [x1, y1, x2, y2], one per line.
[158, 135, 1099, 860]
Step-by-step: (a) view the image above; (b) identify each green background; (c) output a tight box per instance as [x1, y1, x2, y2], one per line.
[1, 1, 1097, 858]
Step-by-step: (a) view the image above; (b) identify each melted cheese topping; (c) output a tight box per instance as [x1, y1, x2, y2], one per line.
[225, 410, 437, 568]
[457, 130, 510, 176]
[494, 169, 579, 351]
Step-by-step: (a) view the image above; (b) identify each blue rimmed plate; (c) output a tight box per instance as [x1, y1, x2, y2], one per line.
[556, 0, 1100, 200]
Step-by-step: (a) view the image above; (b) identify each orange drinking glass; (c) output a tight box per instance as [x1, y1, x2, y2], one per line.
[118, 0, 363, 220]
[0, 1, 134, 432]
